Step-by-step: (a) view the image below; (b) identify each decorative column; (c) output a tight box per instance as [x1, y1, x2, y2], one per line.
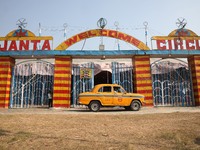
[132, 55, 153, 106]
[53, 56, 72, 108]
[0, 57, 15, 108]
[188, 56, 200, 106]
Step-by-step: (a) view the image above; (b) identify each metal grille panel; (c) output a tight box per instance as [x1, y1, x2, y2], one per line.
[112, 62, 133, 92]
[10, 60, 54, 108]
[71, 62, 94, 106]
[151, 58, 194, 106]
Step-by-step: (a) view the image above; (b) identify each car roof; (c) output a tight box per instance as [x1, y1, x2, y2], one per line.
[92, 84, 123, 92]
[94, 84, 120, 89]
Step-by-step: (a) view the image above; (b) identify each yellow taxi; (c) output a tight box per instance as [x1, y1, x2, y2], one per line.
[79, 84, 145, 112]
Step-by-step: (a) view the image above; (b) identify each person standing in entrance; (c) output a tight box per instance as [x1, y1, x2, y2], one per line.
[48, 90, 53, 108]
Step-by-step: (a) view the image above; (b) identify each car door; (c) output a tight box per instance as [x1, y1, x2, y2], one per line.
[113, 86, 124, 105]
[97, 86, 113, 106]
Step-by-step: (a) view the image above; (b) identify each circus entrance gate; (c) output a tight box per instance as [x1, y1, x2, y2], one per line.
[71, 61, 133, 106]
[10, 60, 54, 108]
[111, 62, 133, 93]
[71, 62, 94, 106]
[151, 58, 194, 107]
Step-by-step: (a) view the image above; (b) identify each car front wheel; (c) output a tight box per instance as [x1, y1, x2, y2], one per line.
[89, 101, 101, 112]
[130, 101, 141, 111]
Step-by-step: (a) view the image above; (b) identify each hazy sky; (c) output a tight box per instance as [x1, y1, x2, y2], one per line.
[0, 0, 200, 50]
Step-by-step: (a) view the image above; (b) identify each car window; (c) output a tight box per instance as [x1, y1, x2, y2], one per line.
[114, 87, 123, 93]
[98, 86, 111, 92]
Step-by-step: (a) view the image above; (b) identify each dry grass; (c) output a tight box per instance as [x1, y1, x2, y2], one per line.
[0, 112, 200, 150]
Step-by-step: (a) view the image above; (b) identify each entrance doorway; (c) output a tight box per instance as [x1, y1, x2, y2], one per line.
[71, 59, 133, 106]
[10, 60, 54, 108]
[151, 58, 194, 106]
[94, 71, 112, 85]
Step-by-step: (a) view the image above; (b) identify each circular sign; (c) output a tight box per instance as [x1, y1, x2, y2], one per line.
[143, 21, 148, 27]
[97, 18, 107, 29]
[63, 23, 68, 28]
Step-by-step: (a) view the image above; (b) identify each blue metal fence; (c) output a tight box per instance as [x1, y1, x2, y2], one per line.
[151, 58, 194, 106]
[112, 62, 133, 92]
[71, 62, 94, 106]
[10, 60, 54, 108]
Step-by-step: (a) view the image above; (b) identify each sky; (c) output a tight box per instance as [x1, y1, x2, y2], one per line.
[0, 0, 200, 50]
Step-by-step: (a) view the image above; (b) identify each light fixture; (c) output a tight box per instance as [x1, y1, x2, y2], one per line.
[101, 55, 106, 60]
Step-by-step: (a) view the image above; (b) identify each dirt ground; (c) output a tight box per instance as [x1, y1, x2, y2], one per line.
[0, 107, 200, 150]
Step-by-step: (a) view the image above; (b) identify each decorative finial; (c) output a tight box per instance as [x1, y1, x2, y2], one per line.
[97, 18, 107, 29]
[16, 18, 27, 29]
[176, 17, 187, 29]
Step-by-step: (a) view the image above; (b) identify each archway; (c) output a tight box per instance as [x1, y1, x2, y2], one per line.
[94, 71, 112, 85]
[55, 29, 150, 50]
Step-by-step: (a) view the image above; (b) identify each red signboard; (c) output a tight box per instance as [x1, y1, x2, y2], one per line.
[0, 29, 53, 51]
[151, 29, 200, 50]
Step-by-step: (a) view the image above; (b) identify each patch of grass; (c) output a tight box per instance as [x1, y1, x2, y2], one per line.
[158, 132, 191, 150]
[8, 131, 33, 144]
[194, 137, 200, 145]
[16, 131, 32, 137]
[0, 145, 6, 150]
[159, 132, 176, 140]
[0, 129, 10, 136]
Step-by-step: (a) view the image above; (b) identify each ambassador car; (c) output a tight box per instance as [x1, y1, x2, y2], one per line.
[78, 84, 145, 112]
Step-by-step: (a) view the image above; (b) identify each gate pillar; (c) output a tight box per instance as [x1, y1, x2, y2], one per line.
[132, 56, 153, 106]
[0, 57, 15, 108]
[53, 56, 72, 108]
[188, 56, 200, 106]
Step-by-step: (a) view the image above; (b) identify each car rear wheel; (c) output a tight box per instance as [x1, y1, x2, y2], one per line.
[89, 101, 101, 112]
[130, 101, 141, 111]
